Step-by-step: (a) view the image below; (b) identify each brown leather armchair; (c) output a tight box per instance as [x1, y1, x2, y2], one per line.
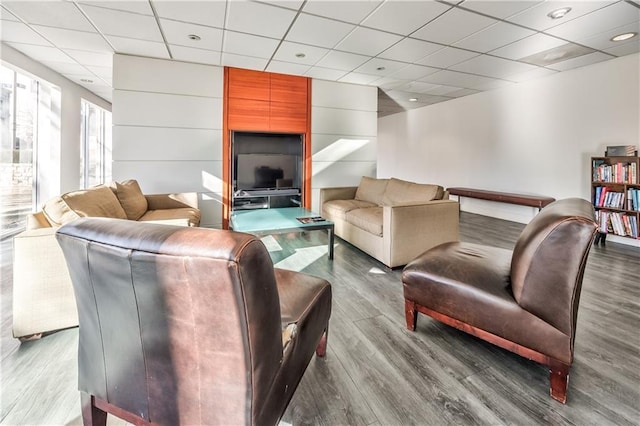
[402, 198, 597, 403]
[55, 218, 332, 426]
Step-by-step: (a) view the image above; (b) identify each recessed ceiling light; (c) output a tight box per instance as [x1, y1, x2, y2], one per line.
[295, 52, 306, 58]
[409, 98, 418, 102]
[547, 7, 571, 19]
[611, 32, 637, 42]
[188, 34, 201, 41]
[80, 79, 93, 83]
[376, 66, 386, 71]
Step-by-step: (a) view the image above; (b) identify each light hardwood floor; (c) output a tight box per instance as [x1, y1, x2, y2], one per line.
[1, 212, 639, 425]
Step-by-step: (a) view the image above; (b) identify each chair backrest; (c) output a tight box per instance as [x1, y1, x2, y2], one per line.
[56, 218, 283, 425]
[510, 198, 597, 344]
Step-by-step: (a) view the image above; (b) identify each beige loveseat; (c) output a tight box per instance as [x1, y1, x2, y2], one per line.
[12, 179, 200, 339]
[320, 177, 459, 268]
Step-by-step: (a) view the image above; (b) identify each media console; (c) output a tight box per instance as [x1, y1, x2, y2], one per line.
[232, 189, 301, 210]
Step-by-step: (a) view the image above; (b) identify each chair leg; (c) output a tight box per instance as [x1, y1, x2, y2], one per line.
[81, 393, 107, 426]
[315, 329, 328, 357]
[549, 364, 570, 404]
[405, 299, 417, 331]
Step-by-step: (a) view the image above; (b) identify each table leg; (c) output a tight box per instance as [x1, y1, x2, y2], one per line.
[328, 225, 334, 260]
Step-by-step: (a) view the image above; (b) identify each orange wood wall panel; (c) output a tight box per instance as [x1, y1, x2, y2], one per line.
[228, 98, 270, 131]
[269, 102, 307, 132]
[270, 73, 308, 104]
[228, 68, 270, 101]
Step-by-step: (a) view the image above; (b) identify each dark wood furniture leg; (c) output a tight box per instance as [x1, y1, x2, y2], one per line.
[405, 299, 417, 331]
[549, 363, 570, 404]
[81, 393, 107, 426]
[315, 330, 328, 357]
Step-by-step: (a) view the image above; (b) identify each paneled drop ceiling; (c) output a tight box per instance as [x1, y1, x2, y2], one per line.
[1, 0, 639, 117]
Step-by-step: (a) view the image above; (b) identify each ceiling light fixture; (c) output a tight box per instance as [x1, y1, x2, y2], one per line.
[611, 32, 637, 42]
[295, 53, 306, 58]
[409, 98, 418, 102]
[188, 34, 201, 41]
[80, 79, 93, 83]
[376, 66, 386, 71]
[547, 7, 571, 19]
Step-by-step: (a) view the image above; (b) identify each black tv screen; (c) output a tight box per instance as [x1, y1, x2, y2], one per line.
[236, 154, 299, 190]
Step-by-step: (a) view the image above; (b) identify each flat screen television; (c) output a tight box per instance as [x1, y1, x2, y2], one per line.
[235, 154, 299, 191]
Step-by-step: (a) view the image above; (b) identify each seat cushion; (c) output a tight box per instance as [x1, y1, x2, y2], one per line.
[114, 179, 148, 220]
[354, 176, 389, 205]
[42, 185, 127, 226]
[382, 178, 444, 206]
[138, 208, 201, 227]
[345, 207, 383, 236]
[322, 199, 376, 221]
[402, 241, 572, 363]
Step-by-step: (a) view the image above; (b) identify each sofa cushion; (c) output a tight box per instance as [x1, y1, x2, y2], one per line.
[322, 199, 377, 221]
[382, 178, 444, 206]
[42, 185, 127, 226]
[355, 176, 389, 205]
[345, 207, 383, 237]
[138, 208, 201, 227]
[114, 179, 148, 220]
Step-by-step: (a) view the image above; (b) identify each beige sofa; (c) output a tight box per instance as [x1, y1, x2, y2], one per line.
[12, 179, 200, 339]
[320, 177, 459, 268]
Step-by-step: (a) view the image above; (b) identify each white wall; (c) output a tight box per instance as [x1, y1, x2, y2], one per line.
[311, 79, 378, 211]
[378, 53, 639, 245]
[1, 43, 111, 201]
[112, 54, 223, 228]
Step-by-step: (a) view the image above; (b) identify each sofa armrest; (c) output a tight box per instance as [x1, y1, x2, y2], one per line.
[12, 227, 77, 338]
[145, 192, 198, 210]
[319, 186, 358, 206]
[383, 200, 460, 267]
[26, 211, 53, 230]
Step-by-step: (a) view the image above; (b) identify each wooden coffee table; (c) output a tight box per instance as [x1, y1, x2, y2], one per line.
[229, 207, 334, 259]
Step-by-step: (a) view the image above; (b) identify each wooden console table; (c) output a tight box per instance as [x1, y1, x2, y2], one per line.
[447, 187, 556, 211]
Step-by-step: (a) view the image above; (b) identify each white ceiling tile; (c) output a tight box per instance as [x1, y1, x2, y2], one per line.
[223, 31, 280, 59]
[315, 50, 370, 71]
[33, 25, 112, 51]
[353, 58, 407, 76]
[361, 1, 452, 36]
[255, 0, 305, 10]
[547, 51, 612, 71]
[472, 79, 515, 91]
[107, 36, 169, 59]
[605, 39, 640, 57]
[412, 8, 496, 44]
[447, 87, 481, 98]
[423, 84, 464, 96]
[508, 67, 557, 83]
[160, 19, 223, 51]
[79, 5, 163, 41]
[394, 80, 440, 94]
[85, 65, 112, 79]
[2, 1, 95, 31]
[490, 33, 566, 60]
[416, 46, 479, 68]
[63, 48, 112, 67]
[454, 21, 535, 53]
[576, 21, 640, 51]
[221, 52, 268, 71]
[0, 7, 19, 21]
[6, 42, 76, 63]
[153, 1, 227, 28]
[335, 26, 403, 56]
[419, 69, 503, 90]
[42, 61, 90, 75]
[286, 13, 355, 48]
[170, 45, 221, 66]
[338, 72, 380, 85]
[373, 77, 410, 90]
[273, 41, 330, 65]
[546, 2, 640, 41]
[226, 2, 297, 39]
[459, 1, 542, 19]
[504, 1, 616, 31]
[451, 54, 536, 79]
[76, 1, 154, 15]
[265, 60, 310, 76]
[391, 64, 439, 80]
[304, 66, 347, 80]
[302, 0, 382, 24]
[0, 21, 53, 46]
[378, 37, 442, 63]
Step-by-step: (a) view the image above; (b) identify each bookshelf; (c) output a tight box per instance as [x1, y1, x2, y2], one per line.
[591, 155, 640, 242]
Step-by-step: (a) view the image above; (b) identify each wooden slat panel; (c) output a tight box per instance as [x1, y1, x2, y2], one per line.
[269, 102, 307, 132]
[270, 73, 308, 104]
[227, 67, 270, 101]
[227, 98, 270, 131]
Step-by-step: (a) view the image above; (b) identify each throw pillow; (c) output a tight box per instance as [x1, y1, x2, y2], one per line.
[63, 185, 128, 220]
[354, 176, 389, 206]
[381, 178, 444, 206]
[115, 179, 148, 220]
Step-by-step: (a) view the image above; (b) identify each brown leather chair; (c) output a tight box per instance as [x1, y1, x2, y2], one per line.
[55, 218, 332, 425]
[402, 198, 597, 403]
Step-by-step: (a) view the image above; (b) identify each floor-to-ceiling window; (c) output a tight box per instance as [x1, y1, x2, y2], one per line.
[0, 65, 58, 238]
[80, 99, 112, 188]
